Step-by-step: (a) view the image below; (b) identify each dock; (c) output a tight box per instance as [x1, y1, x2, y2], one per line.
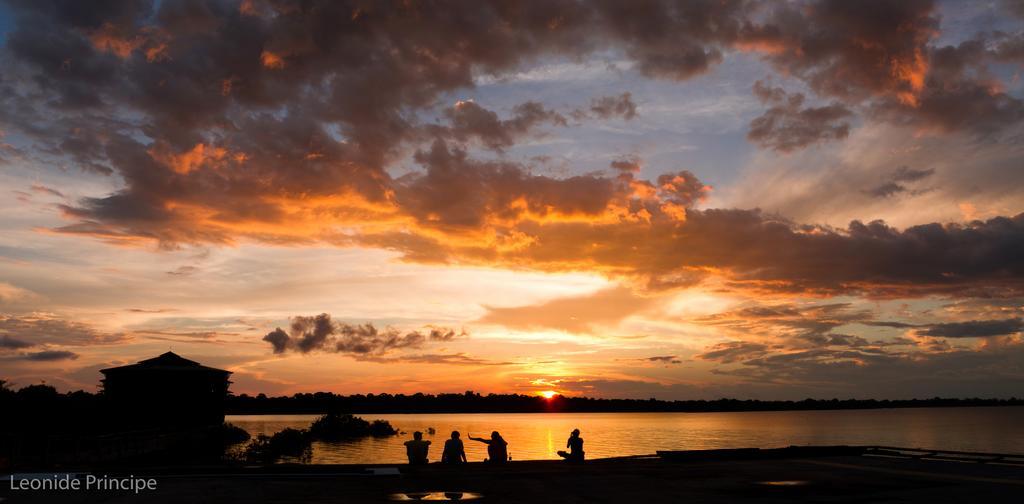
[3, 446, 1022, 503]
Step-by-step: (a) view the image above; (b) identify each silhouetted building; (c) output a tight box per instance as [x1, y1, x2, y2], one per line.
[101, 352, 232, 427]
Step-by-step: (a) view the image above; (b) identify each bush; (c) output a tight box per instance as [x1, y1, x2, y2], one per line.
[369, 419, 399, 437]
[219, 422, 251, 445]
[234, 414, 397, 464]
[241, 428, 312, 463]
[308, 413, 398, 441]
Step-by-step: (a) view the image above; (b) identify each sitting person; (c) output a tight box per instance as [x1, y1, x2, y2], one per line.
[441, 431, 467, 464]
[557, 428, 585, 462]
[468, 431, 509, 464]
[404, 431, 431, 465]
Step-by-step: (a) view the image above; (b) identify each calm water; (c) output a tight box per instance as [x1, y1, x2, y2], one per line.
[226, 406, 1024, 464]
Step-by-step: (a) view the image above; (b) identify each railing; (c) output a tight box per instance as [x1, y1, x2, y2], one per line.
[0, 425, 221, 470]
[656, 445, 1024, 466]
[864, 446, 1024, 466]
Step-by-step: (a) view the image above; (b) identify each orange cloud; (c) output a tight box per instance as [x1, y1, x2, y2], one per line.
[89, 23, 144, 59]
[89, 24, 170, 63]
[51, 132, 1024, 299]
[239, 0, 259, 16]
[148, 143, 231, 175]
[893, 48, 928, 107]
[144, 42, 169, 63]
[261, 50, 286, 69]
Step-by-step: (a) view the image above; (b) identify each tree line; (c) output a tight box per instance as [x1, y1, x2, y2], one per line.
[3, 381, 1022, 427]
[223, 390, 1024, 414]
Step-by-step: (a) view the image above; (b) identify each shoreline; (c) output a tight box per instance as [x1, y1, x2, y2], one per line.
[225, 403, 1024, 416]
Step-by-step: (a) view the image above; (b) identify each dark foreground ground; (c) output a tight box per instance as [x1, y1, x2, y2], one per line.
[3, 452, 1022, 503]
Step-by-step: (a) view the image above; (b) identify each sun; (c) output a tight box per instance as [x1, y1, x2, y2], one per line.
[538, 390, 559, 399]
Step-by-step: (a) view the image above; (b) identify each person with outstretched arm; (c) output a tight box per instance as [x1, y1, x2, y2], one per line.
[468, 431, 509, 464]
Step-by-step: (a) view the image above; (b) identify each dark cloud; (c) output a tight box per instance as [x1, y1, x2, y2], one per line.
[609, 157, 642, 173]
[0, 335, 34, 349]
[866, 37, 1024, 136]
[262, 327, 290, 354]
[750, 1, 1024, 138]
[696, 302, 1024, 368]
[863, 316, 1024, 339]
[136, 329, 235, 344]
[862, 321, 920, 329]
[396, 139, 622, 229]
[918, 318, 1023, 338]
[703, 338, 1024, 398]
[993, 32, 1024, 63]
[1003, 0, 1024, 19]
[5, 0, 704, 190]
[709, 347, 901, 384]
[863, 166, 934, 198]
[644, 355, 681, 364]
[696, 341, 771, 364]
[0, 314, 128, 346]
[747, 80, 852, 152]
[597, 0, 754, 80]
[696, 303, 872, 338]
[696, 302, 912, 359]
[353, 353, 513, 366]
[732, 305, 804, 319]
[1, 0, 1016, 177]
[891, 166, 935, 183]
[18, 350, 80, 361]
[797, 332, 873, 348]
[166, 265, 199, 276]
[2, 0, 1023, 299]
[751, 0, 938, 104]
[579, 92, 638, 120]
[692, 299, 1024, 396]
[864, 183, 906, 199]
[434, 100, 567, 151]
[263, 313, 463, 355]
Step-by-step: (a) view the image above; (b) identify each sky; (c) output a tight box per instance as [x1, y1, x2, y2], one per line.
[0, 0, 1023, 400]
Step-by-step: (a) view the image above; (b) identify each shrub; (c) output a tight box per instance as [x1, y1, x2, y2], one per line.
[369, 419, 399, 437]
[219, 422, 251, 445]
[234, 414, 397, 463]
[241, 428, 312, 463]
[308, 413, 398, 441]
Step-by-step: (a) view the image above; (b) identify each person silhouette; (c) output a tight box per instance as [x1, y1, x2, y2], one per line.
[441, 431, 467, 464]
[404, 431, 431, 465]
[468, 431, 509, 464]
[557, 428, 584, 462]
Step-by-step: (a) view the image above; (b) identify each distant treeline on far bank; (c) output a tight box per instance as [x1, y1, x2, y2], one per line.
[2, 382, 1022, 418]
[223, 391, 1024, 415]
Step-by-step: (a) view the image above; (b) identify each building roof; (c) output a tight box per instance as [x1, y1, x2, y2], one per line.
[100, 351, 232, 375]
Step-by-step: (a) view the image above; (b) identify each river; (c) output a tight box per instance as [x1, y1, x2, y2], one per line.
[226, 406, 1024, 464]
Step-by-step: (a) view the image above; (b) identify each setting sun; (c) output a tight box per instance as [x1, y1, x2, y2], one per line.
[538, 390, 559, 399]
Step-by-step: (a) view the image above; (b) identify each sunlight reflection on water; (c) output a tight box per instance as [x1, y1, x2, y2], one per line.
[227, 406, 1024, 464]
[389, 491, 483, 501]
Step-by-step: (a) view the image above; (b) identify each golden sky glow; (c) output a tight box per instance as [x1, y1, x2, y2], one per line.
[1, 0, 1023, 400]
